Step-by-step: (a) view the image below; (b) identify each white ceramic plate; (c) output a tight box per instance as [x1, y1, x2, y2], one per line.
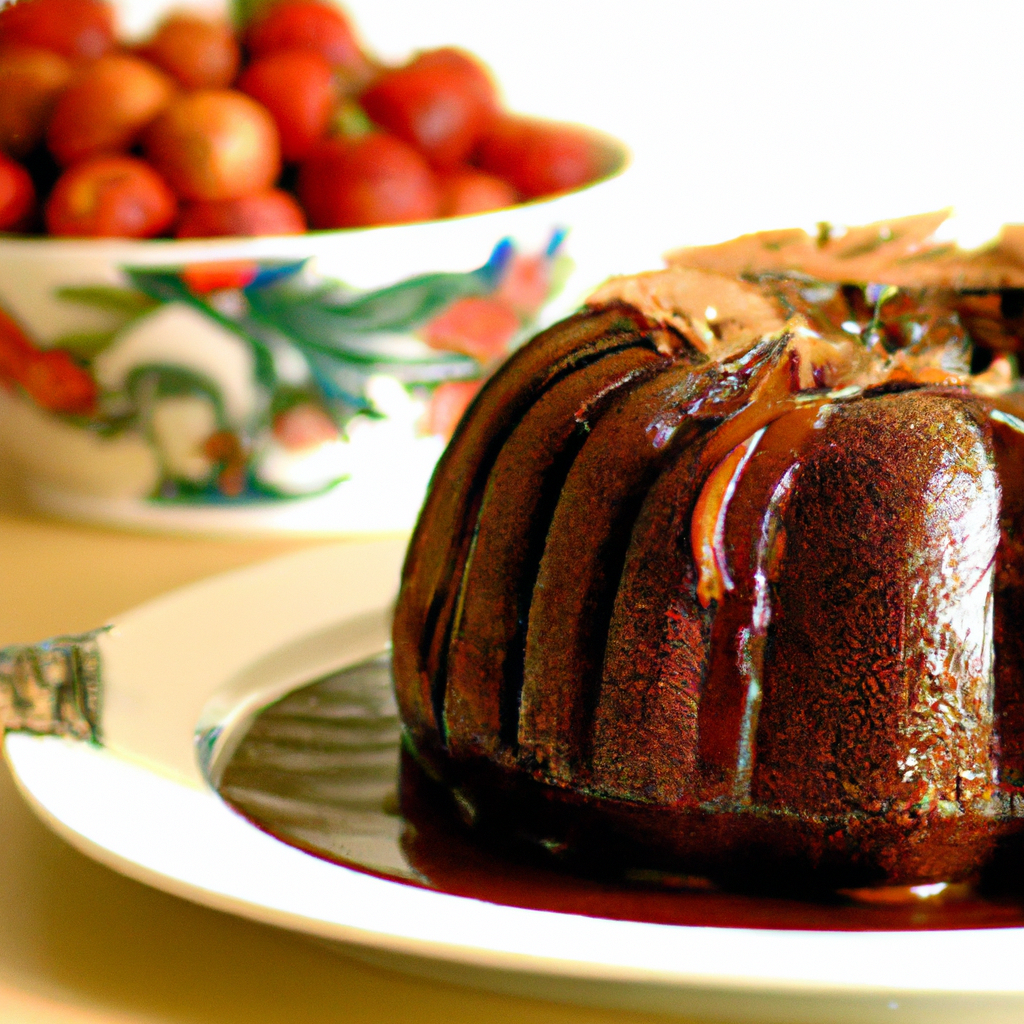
[6, 540, 1024, 1024]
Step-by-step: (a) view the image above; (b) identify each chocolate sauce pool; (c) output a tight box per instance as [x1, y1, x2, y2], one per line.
[217, 654, 1024, 932]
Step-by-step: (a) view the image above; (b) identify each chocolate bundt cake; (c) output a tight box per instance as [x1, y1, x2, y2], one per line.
[392, 212, 1024, 891]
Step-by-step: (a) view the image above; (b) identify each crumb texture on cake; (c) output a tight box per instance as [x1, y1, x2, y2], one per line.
[392, 211, 1024, 889]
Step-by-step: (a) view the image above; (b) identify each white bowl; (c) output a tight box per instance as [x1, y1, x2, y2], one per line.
[0, 163, 632, 535]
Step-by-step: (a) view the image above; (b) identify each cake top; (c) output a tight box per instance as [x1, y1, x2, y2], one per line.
[586, 210, 1023, 402]
[666, 209, 1024, 289]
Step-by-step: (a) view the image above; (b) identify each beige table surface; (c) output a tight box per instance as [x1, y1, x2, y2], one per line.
[0, 469, 685, 1024]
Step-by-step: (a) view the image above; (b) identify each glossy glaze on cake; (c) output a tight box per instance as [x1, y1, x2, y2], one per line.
[392, 213, 1024, 891]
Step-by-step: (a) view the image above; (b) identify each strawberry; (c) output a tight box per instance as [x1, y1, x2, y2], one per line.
[475, 114, 621, 200]
[141, 13, 240, 90]
[437, 167, 516, 217]
[46, 54, 175, 167]
[0, 46, 73, 158]
[238, 49, 336, 162]
[0, 0, 115, 62]
[176, 190, 306, 238]
[143, 90, 280, 202]
[246, 0, 363, 74]
[297, 132, 440, 228]
[0, 152, 35, 231]
[45, 155, 176, 238]
[361, 48, 498, 168]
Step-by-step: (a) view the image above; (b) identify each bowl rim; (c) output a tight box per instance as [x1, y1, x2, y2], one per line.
[0, 141, 631, 254]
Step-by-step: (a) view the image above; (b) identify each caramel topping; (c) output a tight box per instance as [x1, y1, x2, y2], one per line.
[692, 428, 764, 608]
[587, 268, 786, 360]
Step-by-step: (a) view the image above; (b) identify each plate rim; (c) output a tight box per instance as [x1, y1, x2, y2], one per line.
[6, 540, 1024, 1004]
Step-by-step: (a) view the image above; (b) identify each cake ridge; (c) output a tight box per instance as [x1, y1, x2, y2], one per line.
[394, 226, 1024, 889]
[394, 304, 667, 750]
[443, 345, 667, 758]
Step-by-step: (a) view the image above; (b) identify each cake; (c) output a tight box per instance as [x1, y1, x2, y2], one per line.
[392, 212, 1024, 891]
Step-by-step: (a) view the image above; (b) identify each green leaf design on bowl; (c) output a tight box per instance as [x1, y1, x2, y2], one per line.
[23, 237, 557, 503]
[247, 239, 513, 337]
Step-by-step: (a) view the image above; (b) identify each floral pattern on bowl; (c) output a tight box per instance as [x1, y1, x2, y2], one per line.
[0, 232, 569, 513]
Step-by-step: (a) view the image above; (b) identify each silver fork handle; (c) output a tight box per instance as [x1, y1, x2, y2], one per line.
[0, 629, 105, 742]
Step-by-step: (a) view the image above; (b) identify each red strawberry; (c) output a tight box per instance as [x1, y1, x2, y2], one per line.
[176, 190, 307, 238]
[238, 49, 337, 162]
[437, 167, 516, 217]
[297, 132, 440, 228]
[361, 48, 498, 168]
[475, 114, 621, 200]
[45, 155, 176, 238]
[246, 0, 363, 73]
[141, 13, 240, 90]
[0, 153, 35, 231]
[0, 0, 115, 62]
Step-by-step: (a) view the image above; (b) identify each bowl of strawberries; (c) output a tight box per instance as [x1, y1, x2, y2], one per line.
[0, 0, 628, 534]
